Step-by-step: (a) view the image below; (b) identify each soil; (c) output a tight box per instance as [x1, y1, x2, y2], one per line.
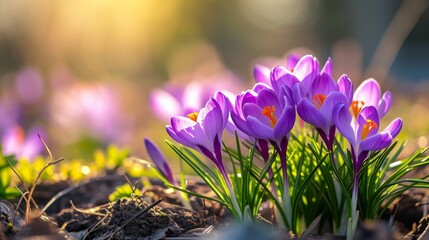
[1, 172, 429, 240]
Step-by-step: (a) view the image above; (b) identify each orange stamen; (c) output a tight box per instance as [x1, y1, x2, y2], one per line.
[361, 119, 378, 140]
[351, 100, 365, 118]
[261, 105, 278, 128]
[312, 94, 327, 109]
[187, 112, 198, 122]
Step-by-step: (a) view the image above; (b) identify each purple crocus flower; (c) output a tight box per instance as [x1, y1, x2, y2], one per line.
[334, 104, 402, 215]
[231, 85, 296, 224]
[166, 91, 230, 179]
[334, 105, 402, 172]
[296, 74, 353, 151]
[1, 125, 45, 160]
[166, 91, 241, 216]
[351, 78, 392, 119]
[144, 138, 176, 186]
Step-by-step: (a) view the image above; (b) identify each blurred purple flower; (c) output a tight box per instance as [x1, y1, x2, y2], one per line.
[50, 83, 132, 144]
[150, 72, 243, 122]
[0, 97, 20, 131]
[351, 78, 392, 119]
[144, 138, 176, 186]
[15, 67, 44, 104]
[296, 74, 353, 150]
[1, 125, 45, 160]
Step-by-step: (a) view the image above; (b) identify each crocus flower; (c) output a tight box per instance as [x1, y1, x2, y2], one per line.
[144, 138, 176, 186]
[231, 85, 296, 225]
[166, 92, 230, 178]
[296, 74, 353, 151]
[334, 104, 402, 217]
[351, 78, 392, 119]
[334, 105, 402, 172]
[166, 91, 241, 216]
[1, 125, 45, 160]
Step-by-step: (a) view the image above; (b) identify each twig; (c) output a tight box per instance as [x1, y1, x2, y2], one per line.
[69, 201, 107, 217]
[367, 0, 429, 83]
[24, 134, 65, 222]
[108, 198, 163, 240]
[7, 158, 40, 212]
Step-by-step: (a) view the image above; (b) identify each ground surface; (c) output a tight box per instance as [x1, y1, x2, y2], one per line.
[1, 173, 428, 239]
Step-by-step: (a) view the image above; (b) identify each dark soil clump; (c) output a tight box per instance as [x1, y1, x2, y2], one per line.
[86, 196, 204, 239]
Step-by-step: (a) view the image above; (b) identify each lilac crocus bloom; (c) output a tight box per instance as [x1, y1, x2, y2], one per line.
[166, 91, 230, 178]
[144, 138, 176, 186]
[334, 105, 402, 172]
[334, 104, 402, 216]
[166, 91, 241, 216]
[1, 125, 45, 160]
[351, 78, 392, 119]
[230, 84, 272, 161]
[296, 74, 353, 151]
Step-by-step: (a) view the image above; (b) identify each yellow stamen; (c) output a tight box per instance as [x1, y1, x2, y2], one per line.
[361, 119, 378, 140]
[312, 94, 327, 109]
[351, 100, 365, 118]
[261, 105, 278, 128]
[187, 112, 198, 122]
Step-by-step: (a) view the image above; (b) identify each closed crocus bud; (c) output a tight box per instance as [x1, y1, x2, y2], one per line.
[144, 138, 176, 186]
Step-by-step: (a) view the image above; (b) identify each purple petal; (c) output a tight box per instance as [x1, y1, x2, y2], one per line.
[377, 91, 392, 118]
[256, 89, 281, 113]
[297, 99, 328, 131]
[337, 74, 354, 107]
[271, 71, 299, 94]
[310, 73, 337, 97]
[321, 57, 333, 76]
[243, 103, 270, 126]
[254, 64, 271, 85]
[360, 132, 392, 152]
[334, 104, 356, 147]
[202, 99, 224, 144]
[183, 81, 207, 110]
[285, 53, 300, 70]
[274, 106, 296, 140]
[319, 92, 347, 127]
[149, 89, 182, 121]
[166, 125, 195, 149]
[252, 82, 271, 93]
[357, 106, 380, 139]
[231, 111, 252, 136]
[354, 78, 381, 107]
[293, 55, 319, 94]
[383, 118, 402, 139]
[246, 116, 275, 140]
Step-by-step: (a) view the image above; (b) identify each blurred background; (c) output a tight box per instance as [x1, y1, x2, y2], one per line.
[0, 0, 428, 161]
